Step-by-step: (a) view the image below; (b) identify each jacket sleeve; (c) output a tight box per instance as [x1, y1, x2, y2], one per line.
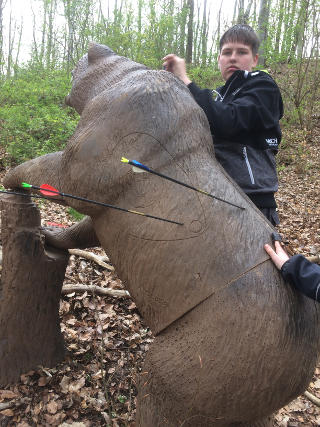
[188, 79, 282, 140]
[281, 254, 320, 302]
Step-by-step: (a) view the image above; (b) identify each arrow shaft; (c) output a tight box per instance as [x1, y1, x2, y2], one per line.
[0, 189, 49, 199]
[128, 161, 245, 210]
[27, 185, 183, 226]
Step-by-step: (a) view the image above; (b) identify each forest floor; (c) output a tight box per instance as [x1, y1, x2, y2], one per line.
[0, 123, 319, 426]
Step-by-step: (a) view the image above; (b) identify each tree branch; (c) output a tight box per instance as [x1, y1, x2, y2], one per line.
[304, 390, 320, 407]
[0, 397, 30, 411]
[62, 284, 130, 298]
[68, 249, 114, 271]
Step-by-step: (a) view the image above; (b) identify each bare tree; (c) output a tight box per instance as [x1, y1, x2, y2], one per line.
[6, 2, 17, 77]
[234, 0, 254, 24]
[194, 1, 200, 63]
[237, 0, 245, 23]
[201, 0, 208, 64]
[282, 0, 297, 59]
[62, 0, 76, 70]
[0, 0, 7, 74]
[243, 0, 254, 23]
[257, 0, 271, 65]
[186, 0, 194, 63]
[39, 0, 48, 66]
[179, 0, 188, 56]
[274, 0, 285, 58]
[211, 0, 224, 58]
[13, 18, 22, 74]
[46, 0, 57, 68]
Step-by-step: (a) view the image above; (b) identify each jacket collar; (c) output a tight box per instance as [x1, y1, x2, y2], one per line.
[221, 70, 246, 95]
[216, 70, 254, 101]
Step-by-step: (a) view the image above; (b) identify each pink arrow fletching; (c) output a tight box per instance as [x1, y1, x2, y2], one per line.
[40, 184, 60, 197]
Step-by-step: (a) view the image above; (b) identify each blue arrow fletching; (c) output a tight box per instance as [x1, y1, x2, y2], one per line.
[130, 159, 150, 172]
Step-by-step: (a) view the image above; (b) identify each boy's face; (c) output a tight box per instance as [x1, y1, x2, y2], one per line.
[218, 42, 259, 81]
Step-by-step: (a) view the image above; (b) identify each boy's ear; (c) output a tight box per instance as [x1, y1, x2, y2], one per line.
[253, 54, 259, 67]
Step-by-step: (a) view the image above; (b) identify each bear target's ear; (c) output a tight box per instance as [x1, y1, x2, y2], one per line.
[88, 42, 115, 64]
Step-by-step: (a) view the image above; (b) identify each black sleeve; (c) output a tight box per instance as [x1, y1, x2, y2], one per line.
[187, 79, 282, 140]
[281, 254, 320, 302]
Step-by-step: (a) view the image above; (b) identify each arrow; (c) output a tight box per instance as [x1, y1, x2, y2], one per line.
[121, 157, 245, 210]
[0, 189, 49, 199]
[21, 182, 183, 226]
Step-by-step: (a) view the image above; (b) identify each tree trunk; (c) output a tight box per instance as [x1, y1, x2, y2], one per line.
[243, 0, 254, 23]
[232, 0, 238, 24]
[213, 0, 224, 57]
[46, 0, 57, 69]
[178, 0, 188, 57]
[282, 0, 297, 60]
[0, 0, 5, 74]
[194, 2, 200, 64]
[13, 18, 22, 75]
[274, 0, 285, 57]
[237, 0, 245, 23]
[186, 0, 194, 64]
[136, 0, 143, 58]
[258, 0, 270, 66]
[201, 0, 208, 65]
[39, 0, 48, 67]
[289, 0, 309, 61]
[0, 193, 69, 386]
[63, 0, 76, 71]
[6, 7, 15, 78]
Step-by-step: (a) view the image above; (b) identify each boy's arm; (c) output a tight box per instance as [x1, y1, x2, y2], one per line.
[281, 255, 320, 302]
[188, 78, 282, 140]
[264, 242, 320, 302]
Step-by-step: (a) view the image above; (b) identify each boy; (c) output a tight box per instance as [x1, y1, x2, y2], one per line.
[163, 24, 283, 226]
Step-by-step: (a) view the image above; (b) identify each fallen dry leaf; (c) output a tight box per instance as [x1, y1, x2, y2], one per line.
[46, 400, 58, 414]
[38, 376, 51, 387]
[0, 390, 19, 399]
[69, 377, 85, 393]
[0, 409, 14, 417]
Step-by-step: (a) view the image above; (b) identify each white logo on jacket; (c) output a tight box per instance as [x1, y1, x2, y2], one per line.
[266, 138, 278, 147]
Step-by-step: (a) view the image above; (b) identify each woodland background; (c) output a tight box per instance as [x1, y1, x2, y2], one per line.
[0, 0, 319, 426]
[0, 0, 319, 163]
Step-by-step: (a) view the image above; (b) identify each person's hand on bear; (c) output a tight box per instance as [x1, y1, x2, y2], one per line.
[264, 241, 289, 270]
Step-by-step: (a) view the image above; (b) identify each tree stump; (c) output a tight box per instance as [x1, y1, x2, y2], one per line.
[0, 193, 69, 386]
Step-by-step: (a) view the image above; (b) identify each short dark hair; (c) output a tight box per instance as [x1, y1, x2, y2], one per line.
[219, 25, 260, 56]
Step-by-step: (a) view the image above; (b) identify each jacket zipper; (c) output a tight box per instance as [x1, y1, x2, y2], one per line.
[214, 71, 243, 102]
[243, 147, 255, 185]
[220, 74, 239, 101]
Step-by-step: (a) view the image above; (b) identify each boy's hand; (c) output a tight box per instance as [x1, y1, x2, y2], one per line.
[264, 241, 289, 270]
[162, 54, 192, 85]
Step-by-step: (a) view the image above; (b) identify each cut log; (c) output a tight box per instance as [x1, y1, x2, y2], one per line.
[0, 193, 69, 386]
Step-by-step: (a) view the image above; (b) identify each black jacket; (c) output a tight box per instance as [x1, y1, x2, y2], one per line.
[281, 255, 320, 302]
[188, 70, 284, 208]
